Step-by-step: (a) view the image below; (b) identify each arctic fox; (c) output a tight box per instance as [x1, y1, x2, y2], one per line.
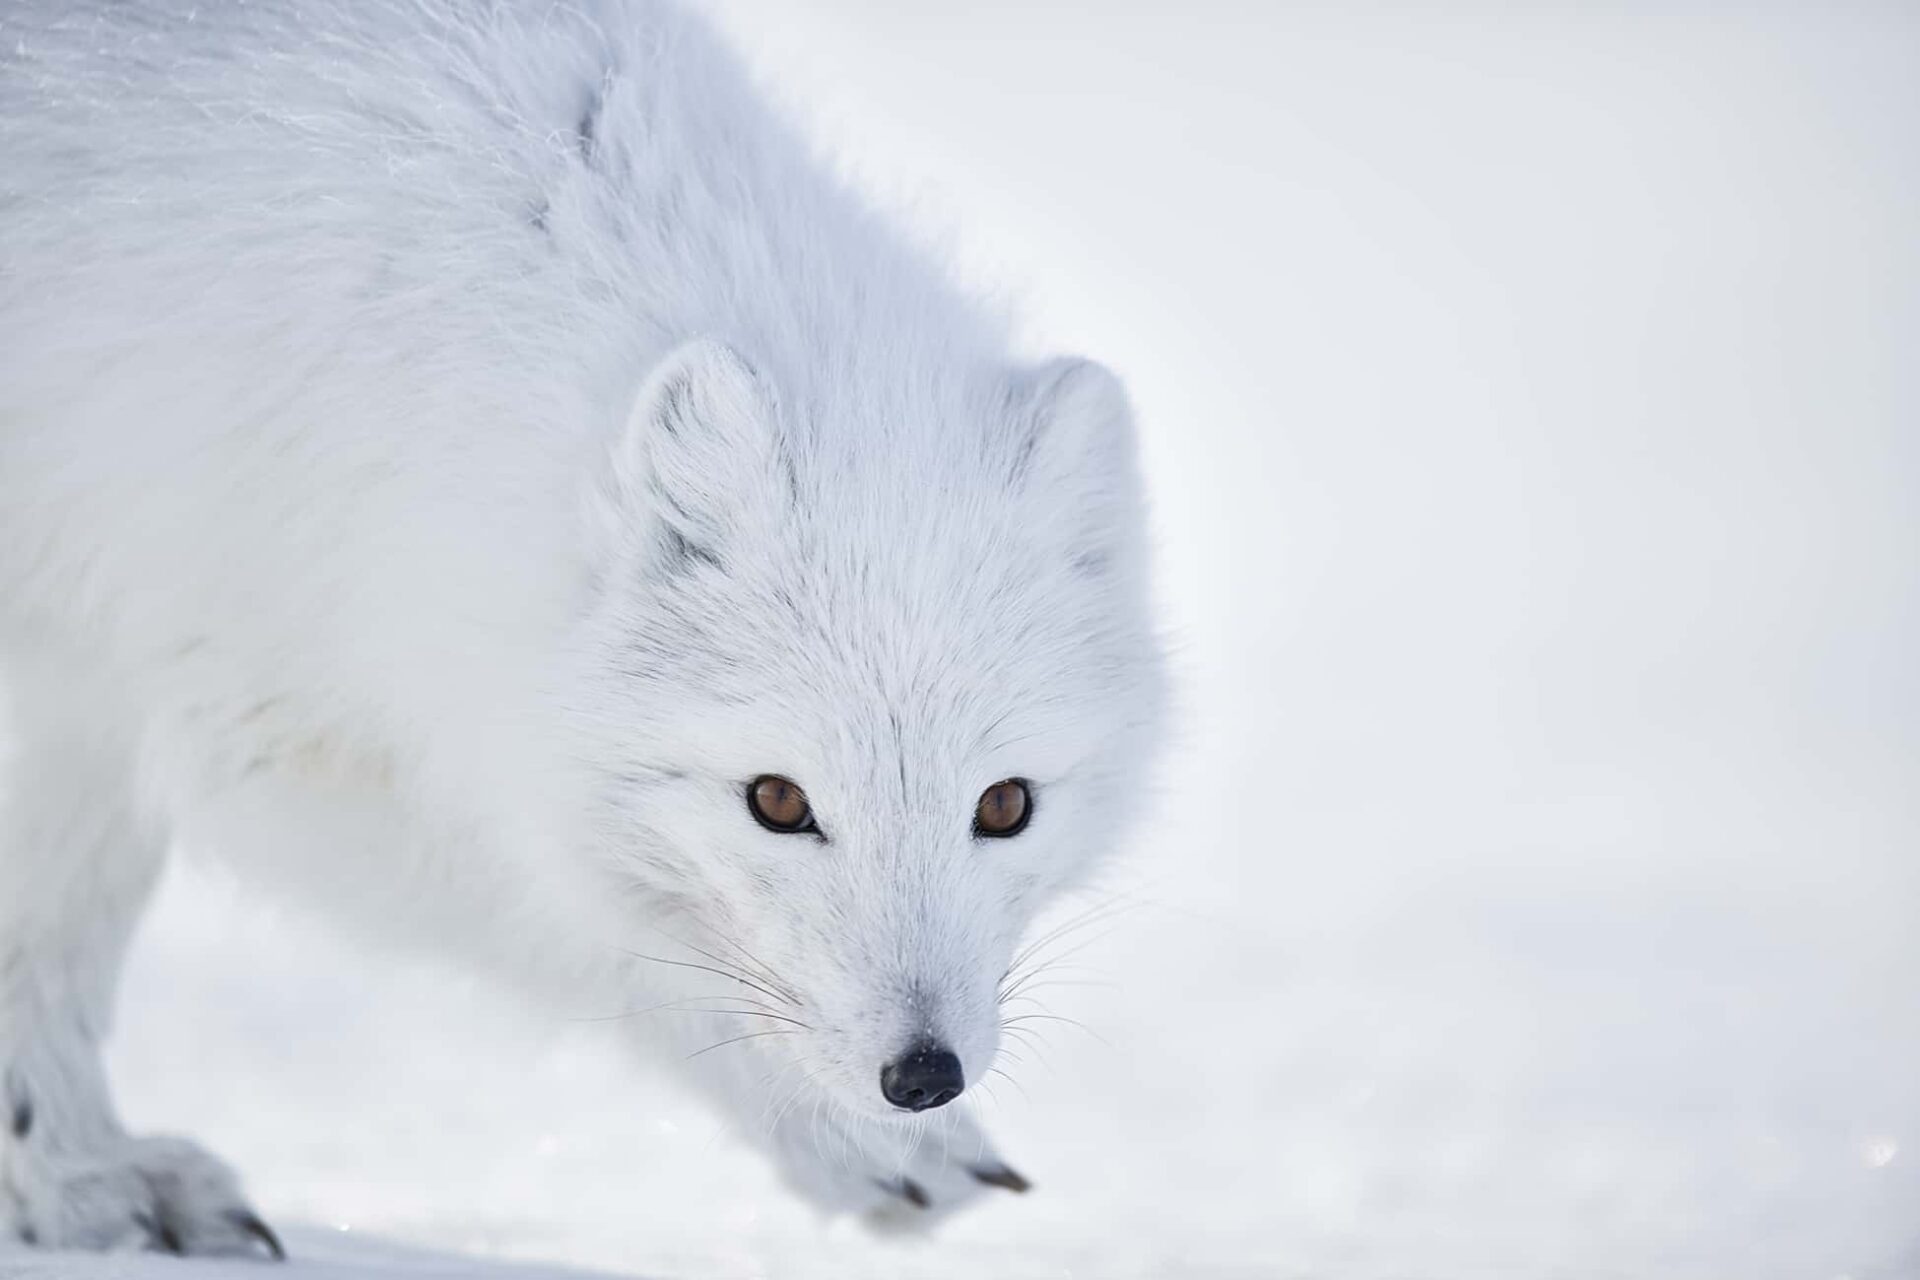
[0, 0, 1163, 1256]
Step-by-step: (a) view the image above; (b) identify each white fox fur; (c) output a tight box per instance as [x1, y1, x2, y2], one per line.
[0, 0, 1163, 1253]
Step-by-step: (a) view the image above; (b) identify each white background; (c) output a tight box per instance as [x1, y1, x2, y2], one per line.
[31, 3, 1920, 1278]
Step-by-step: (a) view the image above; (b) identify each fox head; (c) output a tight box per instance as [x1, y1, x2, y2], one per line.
[574, 338, 1164, 1119]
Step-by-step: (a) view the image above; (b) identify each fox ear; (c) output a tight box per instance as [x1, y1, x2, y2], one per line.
[1008, 357, 1145, 578]
[597, 339, 787, 573]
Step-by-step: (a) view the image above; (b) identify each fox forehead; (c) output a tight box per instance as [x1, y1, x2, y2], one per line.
[624, 610, 1128, 791]
[616, 506, 1144, 718]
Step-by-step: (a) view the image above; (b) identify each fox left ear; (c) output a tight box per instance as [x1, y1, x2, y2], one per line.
[1008, 357, 1146, 578]
[595, 339, 789, 574]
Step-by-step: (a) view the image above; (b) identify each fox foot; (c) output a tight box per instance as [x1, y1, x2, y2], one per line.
[3, 1123, 283, 1259]
[768, 1098, 1030, 1231]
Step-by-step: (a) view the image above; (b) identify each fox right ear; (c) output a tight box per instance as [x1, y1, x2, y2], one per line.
[1005, 357, 1146, 581]
[595, 339, 788, 574]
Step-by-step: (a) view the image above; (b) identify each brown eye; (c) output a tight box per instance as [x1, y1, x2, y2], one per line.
[748, 775, 817, 834]
[973, 778, 1032, 838]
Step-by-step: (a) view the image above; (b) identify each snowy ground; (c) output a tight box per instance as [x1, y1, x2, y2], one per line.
[9, 3, 1919, 1278]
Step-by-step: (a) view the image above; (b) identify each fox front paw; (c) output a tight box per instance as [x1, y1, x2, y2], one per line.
[769, 1101, 1030, 1231]
[863, 1149, 1031, 1234]
[4, 1127, 283, 1259]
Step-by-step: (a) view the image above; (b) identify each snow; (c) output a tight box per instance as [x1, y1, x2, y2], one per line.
[10, 2, 1918, 1278]
[0, 1231, 622, 1280]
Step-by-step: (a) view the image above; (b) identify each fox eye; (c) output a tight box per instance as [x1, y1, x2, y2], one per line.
[747, 775, 817, 833]
[973, 779, 1031, 838]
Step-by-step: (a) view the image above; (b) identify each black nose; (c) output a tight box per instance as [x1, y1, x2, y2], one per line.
[880, 1043, 965, 1112]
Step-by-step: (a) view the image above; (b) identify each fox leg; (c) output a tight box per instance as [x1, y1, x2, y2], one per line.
[0, 650, 280, 1258]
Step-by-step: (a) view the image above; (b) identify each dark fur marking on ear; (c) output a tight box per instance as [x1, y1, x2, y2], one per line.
[648, 482, 724, 573]
[1002, 373, 1046, 487]
[576, 74, 609, 165]
[5, 1069, 28, 1139]
[779, 449, 801, 507]
[663, 526, 724, 573]
[654, 377, 690, 441]
[1009, 439, 1039, 487]
[648, 480, 694, 528]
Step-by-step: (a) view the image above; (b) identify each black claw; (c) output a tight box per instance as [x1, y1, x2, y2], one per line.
[896, 1177, 930, 1209]
[228, 1209, 287, 1261]
[971, 1163, 1031, 1194]
[135, 1211, 184, 1255]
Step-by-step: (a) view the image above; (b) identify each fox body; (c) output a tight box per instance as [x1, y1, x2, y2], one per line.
[0, 0, 1162, 1253]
